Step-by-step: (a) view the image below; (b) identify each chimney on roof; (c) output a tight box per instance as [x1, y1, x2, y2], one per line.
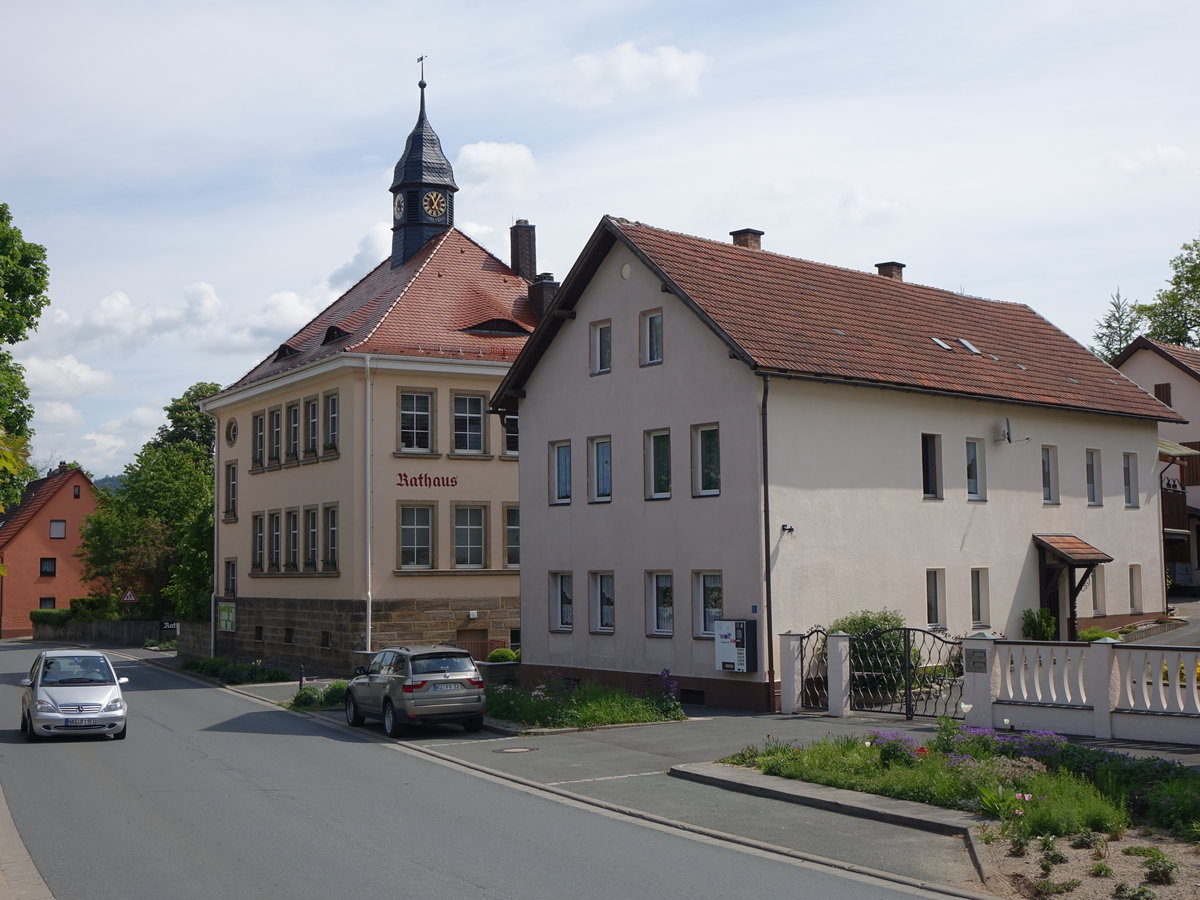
[875, 261, 906, 281]
[510, 219, 537, 281]
[730, 228, 764, 250]
[528, 273, 559, 320]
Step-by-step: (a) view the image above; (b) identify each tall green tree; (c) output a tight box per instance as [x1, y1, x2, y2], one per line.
[78, 384, 216, 621]
[0, 203, 51, 344]
[1139, 237, 1200, 346]
[1091, 289, 1143, 362]
[151, 381, 221, 452]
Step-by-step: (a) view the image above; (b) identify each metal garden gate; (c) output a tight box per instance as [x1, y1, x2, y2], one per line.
[795, 627, 830, 711]
[848, 627, 964, 720]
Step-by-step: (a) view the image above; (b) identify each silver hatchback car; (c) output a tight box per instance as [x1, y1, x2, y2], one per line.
[20, 650, 129, 741]
[345, 645, 485, 735]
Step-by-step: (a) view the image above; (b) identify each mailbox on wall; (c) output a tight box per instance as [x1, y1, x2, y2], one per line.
[714, 619, 758, 673]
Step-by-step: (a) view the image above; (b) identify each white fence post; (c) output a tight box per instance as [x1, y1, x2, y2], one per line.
[1085, 638, 1118, 739]
[779, 631, 803, 714]
[827, 631, 850, 717]
[960, 633, 999, 728]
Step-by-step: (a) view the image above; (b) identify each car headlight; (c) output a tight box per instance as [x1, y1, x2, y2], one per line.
[104, 698, 125, 712]
[34, 699, 58, 713]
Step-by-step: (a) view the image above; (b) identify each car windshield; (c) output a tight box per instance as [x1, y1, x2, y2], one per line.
[41, 657, 114, 685]
[411, 654, 474, 675]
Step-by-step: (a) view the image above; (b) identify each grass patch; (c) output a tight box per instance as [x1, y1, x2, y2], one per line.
[720, 718, 1200, 841]
[484, 671, 685, 728]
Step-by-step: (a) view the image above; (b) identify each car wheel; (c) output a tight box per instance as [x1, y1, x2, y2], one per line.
[19, 710, 26, 734]
[463, 715, 484, 733]
[23, 712, 39, 742]
[345, 693, 364, 727]
[113, 722, 127, 741]
[383, 701, 404, 738]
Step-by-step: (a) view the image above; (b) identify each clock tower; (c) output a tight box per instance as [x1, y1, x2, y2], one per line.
[390, 78, 459, 269]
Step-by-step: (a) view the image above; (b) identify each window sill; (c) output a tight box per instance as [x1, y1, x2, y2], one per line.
[447, 452, 494, 461]
[645, 495, 671, 502]
[250, 570, 339, 578]
[922, 495, 943, 502]
[647, 631, 674, 639]
[590, 369, 611, 377]
[694, 633, 715, 641]
[499, 454, 519, 462]
[588, 498, 612, 505]
[394, 450, 440, 459]
[692, 491, 720, 499]
[392, 567, 516, 577]
[590, 629, 614, 636]
[549, 500, 571, 506]
[967, 497, 987, 503]
[221, 513, 238, 524]
[549, 627, 573, 634]
[640, 360, 663, 369]
[1043, 501, 1061, 507]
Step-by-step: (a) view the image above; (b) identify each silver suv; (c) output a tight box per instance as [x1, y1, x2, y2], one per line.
[345, 645, 485, 735]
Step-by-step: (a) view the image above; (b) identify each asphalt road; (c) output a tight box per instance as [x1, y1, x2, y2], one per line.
[0, 643, 944, 900]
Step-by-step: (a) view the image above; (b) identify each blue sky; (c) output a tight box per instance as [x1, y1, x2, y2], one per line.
[4, 0, 1199, 476]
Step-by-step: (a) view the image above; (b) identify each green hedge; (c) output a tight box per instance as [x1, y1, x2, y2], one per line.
[29, 608, 74, 626]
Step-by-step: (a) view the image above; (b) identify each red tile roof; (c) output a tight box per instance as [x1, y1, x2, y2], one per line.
[1034, 534, 1114, 565]
[495, 217, 1181, 423]
[227, 229, 535, 391]
[0, 466, 90, 550]
[1111, 336, 1200, 384]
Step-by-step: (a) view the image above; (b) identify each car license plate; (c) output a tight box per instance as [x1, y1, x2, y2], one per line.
[431, 683, 461, 692]
[66, 718, 97, 726]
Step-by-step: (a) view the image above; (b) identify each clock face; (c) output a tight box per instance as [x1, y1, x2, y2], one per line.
[392, 192, 405, 220]
[225, 419, 238, 447]
[422, 190, 447, 219]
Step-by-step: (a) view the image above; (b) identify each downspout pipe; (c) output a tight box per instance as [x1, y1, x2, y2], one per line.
[758, 373, 777, 712]
[361, 355, 374, 654]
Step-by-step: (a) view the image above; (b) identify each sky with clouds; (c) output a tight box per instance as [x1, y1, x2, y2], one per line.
[3, 0, 1199, 477]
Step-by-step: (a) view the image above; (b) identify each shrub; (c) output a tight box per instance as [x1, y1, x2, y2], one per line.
[1021, 607, 1057, 641]
[1086, 862, 1113, 877]
[292, 686, 323, 708]
[29, 608, 74, 626]
[321, 680, 348, 706]
[487, 647, 518, 663]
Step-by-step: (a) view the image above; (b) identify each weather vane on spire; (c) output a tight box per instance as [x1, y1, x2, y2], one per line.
[417, 54, 428, 87]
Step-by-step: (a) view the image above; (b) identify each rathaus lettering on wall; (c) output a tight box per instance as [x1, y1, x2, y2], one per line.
[396, 473, 459, 488]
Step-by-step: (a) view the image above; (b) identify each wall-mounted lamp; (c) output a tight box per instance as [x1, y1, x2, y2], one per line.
[781, 524, 795, 534]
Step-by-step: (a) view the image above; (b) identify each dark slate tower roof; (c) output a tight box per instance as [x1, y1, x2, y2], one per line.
[390, 80, 459, 269]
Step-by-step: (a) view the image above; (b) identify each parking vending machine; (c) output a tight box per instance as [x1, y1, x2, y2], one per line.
[714, 620, 758, 673]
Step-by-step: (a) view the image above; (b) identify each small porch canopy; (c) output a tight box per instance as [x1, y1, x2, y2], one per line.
[1033, 534, 1114, 641]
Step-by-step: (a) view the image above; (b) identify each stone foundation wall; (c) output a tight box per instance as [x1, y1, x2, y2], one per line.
[180, 593, 519, 680]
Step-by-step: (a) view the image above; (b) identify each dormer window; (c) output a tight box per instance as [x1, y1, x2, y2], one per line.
[274, 343, 298, 361]
[323, 325, 350, 345]
[463, 319, 529, 336]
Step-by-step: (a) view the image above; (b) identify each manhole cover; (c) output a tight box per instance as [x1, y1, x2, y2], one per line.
[494, 746, 537, 754]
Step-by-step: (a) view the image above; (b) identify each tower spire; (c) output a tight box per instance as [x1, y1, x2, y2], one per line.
[389, 64, 457, 269]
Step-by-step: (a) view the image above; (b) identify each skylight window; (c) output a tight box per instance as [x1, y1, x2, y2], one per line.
[931, 337, 953, 351]
[957, 338, 982, 354]
[1015, 363, 1028, 371]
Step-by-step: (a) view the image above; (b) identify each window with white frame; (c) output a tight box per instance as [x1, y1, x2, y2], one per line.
[591, 320, 612, 375]
[268, 512, 281, 569]
[589, 436, 612, 502]
[1041, 445, 1059, 503]
[1089, 565, 1105, 615]
[965, 439, 985, 500]
[590, 571, 615, 633]
[1086, 449, 1102, 506]
[304, 507, 319, 569]
[925, 569, 945, 627]
[503, 415, 519, 455]
[551, 572, 573, 631]
[286, 404, 299, 458]
[452, 394, 485, 453]
[970, 568, 989, 627]
[305, 398, 319, 454]
[324, 506, 338, 569]
[1123, 452, 1138, 507]
[920, 433, 942, 499]
[286, 510, 299, 569]
[648, 572, 673, 634]
[504, 506, 519, 568]
[695, 571, 723, 636]
[400, 505, 433, 568]
[693, 424, 720, 496]
[550, 441, 571, 503]
[253, 413, 265, 466]
[224, 463, 238, 516]
[1128, 563, 1142, 612]
[645, 429, 671, 499]
[269, 409, 282, 462]
[453, 505, 486, 568]
[640, 309, 663, 366]
[324, 393, 339, 451]
[399, 391, 433, 452]
[251, 514, 264, 570]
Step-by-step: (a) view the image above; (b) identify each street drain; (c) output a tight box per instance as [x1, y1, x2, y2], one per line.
[494, 746, 537, 754]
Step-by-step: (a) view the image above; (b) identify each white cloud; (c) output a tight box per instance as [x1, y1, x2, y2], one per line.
[455, 143, 538, 199]
[327, 223, 390, 290]
[34, 400, 85, 430]
[558, 42, 707, 109]
[837, 191, 902, 227]
[20, 354, 114, 400]
[1110, 143, 1186, 176]
[459, 221, 495, 239]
